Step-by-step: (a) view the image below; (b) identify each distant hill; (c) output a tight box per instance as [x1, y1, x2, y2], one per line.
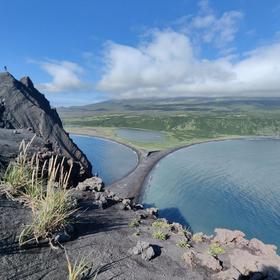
[58, 97, 280, 118]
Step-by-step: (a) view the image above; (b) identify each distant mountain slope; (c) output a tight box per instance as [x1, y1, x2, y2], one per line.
[0, 72, 92, 181]
[58, 97, 280, 118]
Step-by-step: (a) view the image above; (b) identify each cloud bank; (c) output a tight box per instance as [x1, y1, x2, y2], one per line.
[36, 60, 89, 93]
[97, 30, 280, 98]
[97, 0, 279, 98]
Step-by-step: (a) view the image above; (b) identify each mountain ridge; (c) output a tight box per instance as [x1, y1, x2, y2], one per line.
[0, 72, 92, 183]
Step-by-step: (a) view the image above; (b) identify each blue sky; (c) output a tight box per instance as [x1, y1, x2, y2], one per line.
[1, 0, 280, 106]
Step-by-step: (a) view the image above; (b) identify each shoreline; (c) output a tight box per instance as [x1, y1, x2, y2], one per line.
[109, 134, 280, 200]
[70, 129, 279, 200]
[69, 132, 144, 186]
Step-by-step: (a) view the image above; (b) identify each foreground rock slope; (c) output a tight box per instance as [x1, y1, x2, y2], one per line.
[0, 72, 92, 182]
[1, 184, 280, 280]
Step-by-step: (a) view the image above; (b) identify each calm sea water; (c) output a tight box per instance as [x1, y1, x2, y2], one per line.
[141, 139, 280, 250]
[117, 128, 165, 143]
[70, 134, 138, 185]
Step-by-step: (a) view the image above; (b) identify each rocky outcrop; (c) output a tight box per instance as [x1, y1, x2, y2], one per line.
[182, 227, 280, 279]
[1, 180, 280, 280]
[0, 72, 92, 183]
[0, 128, 45, 177]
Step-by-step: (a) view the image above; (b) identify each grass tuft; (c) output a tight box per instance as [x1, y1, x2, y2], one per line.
[176, 240, 190, 249]
[19, 155, 75, 246]
[152, 220, 171, 229]
[152, 230, 168, 241]
[207, 243, 225, 256]
[0, 137, 76, 247]
[65, 250, 98, 280]
[0, 136, 36, 199]
[128, 219, 140, 228]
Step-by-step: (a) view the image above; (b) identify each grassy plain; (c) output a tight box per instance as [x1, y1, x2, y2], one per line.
[60, 97, 280, 150]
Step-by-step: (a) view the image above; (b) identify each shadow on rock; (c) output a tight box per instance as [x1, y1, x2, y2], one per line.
[238, 266, 280, 279]
[159, 207, 192, 231]
[85, 256, 128, 280]
[151, 244, 162, 258]
[73, 208, 128, 238]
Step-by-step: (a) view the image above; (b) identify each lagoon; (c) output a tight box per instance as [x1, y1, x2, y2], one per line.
[141, 139, 280, 251]
[71, 134, 138, 185]
[116, 128, 165, 143]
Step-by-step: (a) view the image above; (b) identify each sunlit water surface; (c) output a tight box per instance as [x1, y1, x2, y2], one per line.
[71, 134, 138, 185]
[141, 139, 280, 251]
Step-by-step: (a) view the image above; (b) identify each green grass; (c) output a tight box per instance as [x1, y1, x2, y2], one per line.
[152, 220, 171, 229]
[207, 243, 225, 256]
[19, 183, 74, 246]
[19, 156, 75, 246]
[62, 107, 280, 150]
[128, 219, 140, 228]
[65, 250, 98, 280]
[0, 137, 37, 199]
[152, 230, 168, 240]
[0, 137, 76, 247]
[176, 240, 190, 249]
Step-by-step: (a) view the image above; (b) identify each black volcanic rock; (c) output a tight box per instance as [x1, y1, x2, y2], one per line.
[0, 72, 92, 183]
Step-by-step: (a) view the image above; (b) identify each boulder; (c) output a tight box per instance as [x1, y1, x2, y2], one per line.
[216, 248, 280, 279]
[129, 241, 155, 261]
[129, 241, 150, 255]
[141, 246, 155, 261]
[213, 228, 248, 247]
[183, 250, 223, 272]
[196, 253, 223, 272]
[77, 177, 104, 192]
[248, 238, 277, 257]
[122, 198, 132, 210]
[146, 207, 158, 217]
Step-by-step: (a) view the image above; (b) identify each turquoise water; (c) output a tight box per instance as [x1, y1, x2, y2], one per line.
[141, 139, 280, 250]
[117, 128, 165, 143]
[71, 134, 138, 185]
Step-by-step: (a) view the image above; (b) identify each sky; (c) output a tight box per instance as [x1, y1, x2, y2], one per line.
[1, 0, 280, 107]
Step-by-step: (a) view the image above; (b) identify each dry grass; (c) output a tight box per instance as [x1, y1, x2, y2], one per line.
[0, 136, 36, 199]
[65, 250, 98, 280]
[19, 155, 75, 246]
[0, 136, 76, 247]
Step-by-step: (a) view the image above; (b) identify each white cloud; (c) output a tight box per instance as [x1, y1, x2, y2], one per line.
[97, 30, 280, 98]
[176, 0, 243, 50]
[36, 60, 89, 93]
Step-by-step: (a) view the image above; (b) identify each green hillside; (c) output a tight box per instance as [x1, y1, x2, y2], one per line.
[58, 97, 280, 149]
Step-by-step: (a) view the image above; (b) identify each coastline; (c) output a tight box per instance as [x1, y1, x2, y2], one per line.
[109, 135, 280, 200]
[69, 132, 143, 186]
[68, 128, 279, 200]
